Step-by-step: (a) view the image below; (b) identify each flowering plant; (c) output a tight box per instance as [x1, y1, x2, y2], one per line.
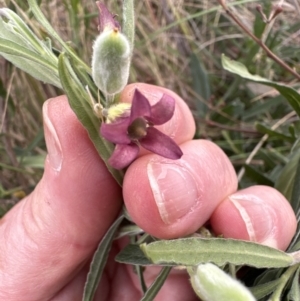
[101, 89, 182, 169]
[89, 2, 183, 170]
[0, 1, 186, 299]
[1, 1, 300, 301]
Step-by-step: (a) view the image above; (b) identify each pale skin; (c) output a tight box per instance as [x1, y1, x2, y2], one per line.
[0, 83, 297, 301]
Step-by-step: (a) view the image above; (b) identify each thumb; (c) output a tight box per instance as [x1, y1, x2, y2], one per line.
[0, 96, 122, 301]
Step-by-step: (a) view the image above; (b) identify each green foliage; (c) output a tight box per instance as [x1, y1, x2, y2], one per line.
[140, 267, 172, 301]
[117, 238, 294, 268]
[58, 53, 124, 185]
[83, 215, 124, 301]
[1, 0, 300, 300]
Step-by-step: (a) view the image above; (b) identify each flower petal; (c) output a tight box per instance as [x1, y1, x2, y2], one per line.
[148, 93, 175, 125]
[100, 118, 131, 144]
[130, 89, 151, 123]
[108, 143, 140, 169]
[96, 2, 121, 33]
[140, 127, 183, 159]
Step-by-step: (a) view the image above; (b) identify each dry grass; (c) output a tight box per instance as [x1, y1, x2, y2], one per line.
[0, 0, 300, 203]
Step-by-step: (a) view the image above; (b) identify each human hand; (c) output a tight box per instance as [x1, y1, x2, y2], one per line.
[0, 83, 296, 301]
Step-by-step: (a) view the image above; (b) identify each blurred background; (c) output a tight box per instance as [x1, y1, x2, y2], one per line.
[0, 0, 299, 216]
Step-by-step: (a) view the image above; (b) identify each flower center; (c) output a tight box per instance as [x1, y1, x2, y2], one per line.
[127, 117, 148, 140]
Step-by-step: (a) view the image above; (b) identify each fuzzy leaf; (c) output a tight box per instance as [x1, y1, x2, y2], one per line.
[82, 215, 124, 301]
[28, 0, 90, 72]
[222, 54, 300, 117]
[140, 238, 294, 268]
[116, 244, 153, 265]
[27, 0, 66, 47]
[0, 38, 60, 87]
[0, 9, 60, 87]
[140, 267, 172, 301]
[0, 8, 44, 52]
[58, 53, 124, 185]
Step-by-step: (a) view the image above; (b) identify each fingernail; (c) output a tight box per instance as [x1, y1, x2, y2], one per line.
[43, 100, 63, 172]
[229, 194, 278, 248]
[147, 159, 200, 224]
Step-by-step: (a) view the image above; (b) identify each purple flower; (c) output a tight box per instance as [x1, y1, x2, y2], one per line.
[100, 89, 183, 169]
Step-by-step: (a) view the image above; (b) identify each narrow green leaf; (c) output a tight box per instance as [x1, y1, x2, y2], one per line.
[253, 268, 284, 287]
[289, 157, 300, 214]
[82, 214, 124, 301]
[221, 130, 242, 155]
[0, 9, 60, 86]
[253, 6, 267, 39]
[275, 148, 300, 203]
[140, 238, 294, 268]
[140, 267, 172, 301]
[0, 8, 44, 53]
[0, 38, 56, 68]
[243, 165, 274, 186]
[122, 0, 135, 52]
[27, 0, 66, 47]
[257, 149, 277, 169]
[250, 279, 282, 299]
[292, 122, 300, 139]
[115, 244, 153, 266]
[242, 96, 283, 121]
[0, 38, 61, 87]
[136, 265, 147, 294]
[287, 157, 300, 251]
[292, 138, 300, 154]
[256, 123, 294, 143]
[268, 265, 299, 301]
[190, 53, 210, 117]
[222, 54, 300, 117]
[58, 53, 124, 186]
[291, 241, 300, 253]
[20, 155, 46, 169]
[288, 267, 300, 301]
[28, 0, 90, 72]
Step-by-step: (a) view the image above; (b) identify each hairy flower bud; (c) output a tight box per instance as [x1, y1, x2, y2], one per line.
[92, 2, 131, 96]
[190, 263, 256, 301]
[103, 102, 131, 123]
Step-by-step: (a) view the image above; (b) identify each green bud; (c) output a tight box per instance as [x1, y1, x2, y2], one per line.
[189, 263, 256, 301]
[92, 28, 131, 96]
[91, 2, 131, 96]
